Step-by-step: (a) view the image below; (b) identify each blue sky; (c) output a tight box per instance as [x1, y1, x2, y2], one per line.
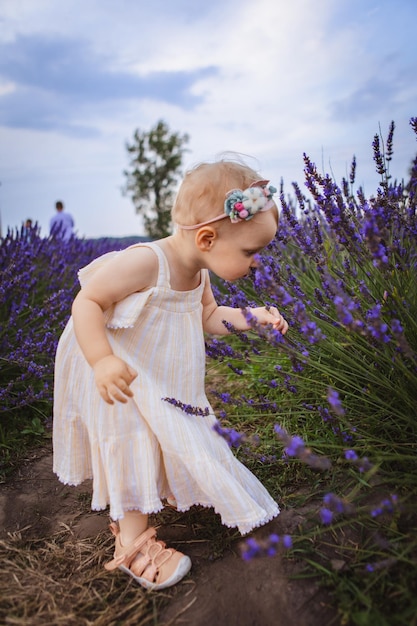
[0, 0, 416, 238]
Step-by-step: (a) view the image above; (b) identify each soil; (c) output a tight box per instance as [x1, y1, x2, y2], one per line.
[0, 445, 339, 626]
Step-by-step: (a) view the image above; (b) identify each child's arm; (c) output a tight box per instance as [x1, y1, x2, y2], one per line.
[72, 246, 158, 404]
[201, 279, 288, 336]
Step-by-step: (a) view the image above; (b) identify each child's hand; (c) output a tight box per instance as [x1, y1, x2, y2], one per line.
[250, 306, 289, 335]
[93, 355, 138, 404]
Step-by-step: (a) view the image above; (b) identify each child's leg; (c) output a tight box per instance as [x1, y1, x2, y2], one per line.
[166, 495, 177, 508]
[118, 511, 148, 545]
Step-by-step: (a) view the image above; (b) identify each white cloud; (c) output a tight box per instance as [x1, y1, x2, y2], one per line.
[0, 81, 16, 96]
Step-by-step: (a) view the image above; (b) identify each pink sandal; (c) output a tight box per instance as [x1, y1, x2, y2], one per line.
[104, 523, 191, 590]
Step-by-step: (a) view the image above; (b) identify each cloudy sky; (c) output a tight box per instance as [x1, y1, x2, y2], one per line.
[0, 0, 416, 239]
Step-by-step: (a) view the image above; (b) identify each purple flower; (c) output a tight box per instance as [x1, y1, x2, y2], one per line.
[320, 508, 334, 525]
[344, 449, 358, 461]
[320, 493, 355, 523]
[213, 421, 246, 448]
[240, 533, 293, 560]
[162, 397, 210, 417]
[391, 319, 403, 334]
[285, 435, 305, 457]
[274, 424, 331, 470]
[371, 494, 398, 518]
[327, 388, 345, 417]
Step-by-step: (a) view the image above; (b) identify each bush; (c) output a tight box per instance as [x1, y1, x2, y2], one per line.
[207, 119, 417, 625]
[0, 228, 141, 465]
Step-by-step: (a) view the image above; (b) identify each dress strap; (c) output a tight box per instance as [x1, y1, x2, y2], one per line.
[127, 242, 171, 289]
[148, 243, 171, 288]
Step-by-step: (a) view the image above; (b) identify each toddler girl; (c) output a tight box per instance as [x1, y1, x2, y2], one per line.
[53, 159, 288, 590]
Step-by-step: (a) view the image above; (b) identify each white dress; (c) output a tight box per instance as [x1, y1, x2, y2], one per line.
[53, 243, 279, 535]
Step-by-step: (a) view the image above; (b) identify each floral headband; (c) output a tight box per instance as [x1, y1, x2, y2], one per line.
[177, 180, 277, 230]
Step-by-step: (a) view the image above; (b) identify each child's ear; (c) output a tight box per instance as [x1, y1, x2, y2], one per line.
[195, 226, 217, 251]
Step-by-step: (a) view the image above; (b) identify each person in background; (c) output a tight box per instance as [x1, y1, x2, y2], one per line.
[49, 200, 74, 241]
[22, 218, 34, 240]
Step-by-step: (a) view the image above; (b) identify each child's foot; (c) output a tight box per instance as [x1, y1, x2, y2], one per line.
[104, 523, 191, 590]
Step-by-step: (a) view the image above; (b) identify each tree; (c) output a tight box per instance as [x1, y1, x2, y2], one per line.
[123, 120, 189, 238]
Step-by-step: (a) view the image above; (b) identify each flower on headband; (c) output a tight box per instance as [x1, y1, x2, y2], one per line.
[224, 184, 277, 223]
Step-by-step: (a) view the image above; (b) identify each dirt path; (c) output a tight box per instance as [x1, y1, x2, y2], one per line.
[0, 447, 338, 625]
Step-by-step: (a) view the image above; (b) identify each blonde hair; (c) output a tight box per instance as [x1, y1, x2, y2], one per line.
[172, 159, 262, 227]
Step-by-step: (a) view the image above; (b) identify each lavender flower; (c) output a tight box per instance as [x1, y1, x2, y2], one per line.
[213, 421, 247, 448]
[1, 229, 143, 435]
[319, 493, 355, 524]
[274, 425, 331, 470]
[162, 397, 210, 417]
[240, 533, 292, 560]
[319, 508, 334, 525]
[344, 449, 358, 461]
[371, 494, 398, 518]
[344, 449, 373, 473]
[327, 388, 345, 417]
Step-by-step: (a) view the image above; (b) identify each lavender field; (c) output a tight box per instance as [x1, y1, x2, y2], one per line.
[1, 120, 416, 624]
